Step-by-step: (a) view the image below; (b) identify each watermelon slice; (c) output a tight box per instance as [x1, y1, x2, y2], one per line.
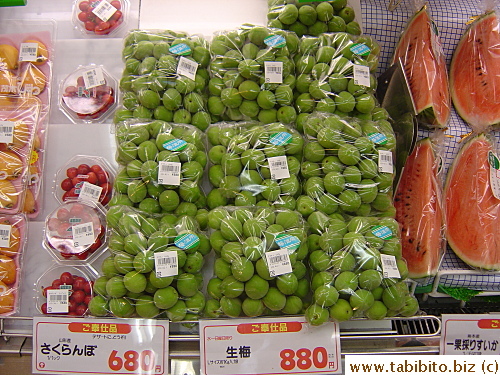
[392, 6, 450, 128]
[395, 138, 443, 278]
[444, 134, 500, 270]
[450, 11, 500, 129]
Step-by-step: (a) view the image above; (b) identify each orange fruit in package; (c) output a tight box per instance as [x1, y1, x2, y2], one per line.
[0, 255, 16, 284]
[0, 70, 16, 94]
[18, 63, 46, 95]
[0, 281, 15, 314]
[0, 150, 24, 180]
[0, 221, 21, 257]
[0, 44, 19, 70]
[0, 180, 18, 209]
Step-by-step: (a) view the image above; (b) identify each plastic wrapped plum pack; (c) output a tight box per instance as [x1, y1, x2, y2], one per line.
[306, 213, 419, 325]
[91, 205, 211, 321]
[206, 121, 303, 210]
[207, 25, 300, 125]
[112, 120, 208, 216]
[267, 1, 361, 37]
[205, 206, 310, 319]
[117, 30, 212, 131]
[298, 112, 396, 219]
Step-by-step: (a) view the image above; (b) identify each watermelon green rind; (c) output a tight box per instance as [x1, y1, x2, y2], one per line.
[444, 134, 500, 270]
[450, 11, 500, 130]
[395, 138, 444, 278]
[392, 6, 451, 128]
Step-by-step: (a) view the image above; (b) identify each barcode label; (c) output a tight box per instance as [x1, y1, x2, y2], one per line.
[0, 121, 14, 143]
[158, 161, 181, 186]
[18, 42, 38, 62]
[155, 251, 179, 277]
[264, 61, 283, 84]
[353, 64, 371, 87]
[47, 289, 69, 313]
[378, 150, 394, 173]
[0, 224, 11, 247]
[177, 56, 198, 81]
[78, 181, 103, 203]
[92, 0, 117, 22]
[268, 155, 290, 180]
[381, 254, 400, 279]
[72, 222, 95, 248]
[265, 249, 292, 277]
[83, 68, 106, 89]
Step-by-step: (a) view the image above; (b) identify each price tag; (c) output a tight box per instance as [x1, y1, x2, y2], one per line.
[265, 249, 292, 277]
[440, 314, 500, 355]
[92, 0, 117, 22]
[154, 251, 178, 278]
[0, 120, 14, 144]
[264, 61, 283, 84]
[489, 151, 500, 199]
[83, 68, 106, 89]
[378, 150, 394, 173]
[268, 156, 290, 180]
[158, 161, 181, 185]
[46, 289, 69, 314]
[19, 42, 39, 62]
[380, 254, 400, 279]
[0, 224, 11, 247]
[78, 181, 103, 203]
[177, 56, 198, 81]
[32, 316, 169, 374]
[353, 64, 371, 87]
[72, 222, 94, 248]
[200, 316, 341, 375]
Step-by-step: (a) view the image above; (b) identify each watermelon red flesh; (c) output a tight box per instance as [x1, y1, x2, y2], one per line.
[392, 6, 450, 128]
[395, 138, 443, 278]
[450, 11, 500, 129]
[444, 134, 500, 270]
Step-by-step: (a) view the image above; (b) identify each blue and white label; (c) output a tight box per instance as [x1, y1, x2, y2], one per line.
[367, 132, 388, 145]
[275, 234, 300, 251]
[163, 138, 187, 151]
[371, 225, 394, 240]
[269, 132, 292, 146]
[264, 35, 286, 48]
[169, 43, 191, 56]
[350, 43, 371, 56]
[174, 233, 200, 250]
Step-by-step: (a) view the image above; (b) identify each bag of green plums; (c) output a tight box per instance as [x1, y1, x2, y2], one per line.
[306, 213, 419, 325]
[207, 24, 300, 124]
[298, 112, 396, 218]
[292, 32, 381, 120]
[267, 0, 361, 37]
[117, 29, 212, 131]
[89, 205, 211, 321]
[204, 206, 311, 318]
[206, 121, 304, 210]
[112, 120, 208, 218]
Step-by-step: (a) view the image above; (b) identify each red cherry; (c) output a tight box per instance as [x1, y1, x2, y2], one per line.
[73, 277, 86, 290]
[75, 304, 87, 316]
[89, 237, 102, 252]
[79, 1, 90, 11]
[98, 21, 110, 30]
[71, 290, 86, 304]
[84, 21, 95, 31]
[48, 218, 60, 231]
[83, 281, 92, 295]
[41, 303, 48, 314]
[84, 295, 92, 305]
[57, 208, 70, 221]
[69, 203, 85, 216]
[78, 11, 88, 22]
[68, 299, 77, 313]
[86, 172, 98, 184]
[60, 272, 74, 285]
[62, 188, 78, 201]
[77, 164, 90, 175]
[110, 0, 121, 10]
[100, 194, 111, 206]
[94, 26, 111, 35]
[111, 10, 122, 21]
[66, 167, 78, 179]
[90, 165, 102, 173]
[52, 279, 63, 289]
[100, 182, 112, 196]
[57, 222, 72, 237]
[61, 178, 74, 192]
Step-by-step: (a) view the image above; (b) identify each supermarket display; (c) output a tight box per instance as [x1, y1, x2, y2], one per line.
[205, 206, 309, 318]
[206, 121, 303, 209]
[450, 7, 500, 130]
[391, 3, 450, 128]
[443, 133, 500, 271]
[73, 0, 129, 36]
[394, 137, 445, 279]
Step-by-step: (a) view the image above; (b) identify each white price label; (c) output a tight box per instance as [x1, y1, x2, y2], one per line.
[353, 64, 371, 87]
[380, 254, 400, 279]
[200, 316, 341, 375]
[268, 156, 290, 180]
[264, 61, 283, 84]
[158, 161, 181, 185]
[154, 251, 178, 278]
[177, 56, 198, 81]
[46, 290, 69, 314]
[78, 181, 103, 203]
[265, 249, 292, 277]
[91, 0, 117, 22]
[83, 68, 106, 89]
[19, 42, 39, 62]
[32, 317, 169, 374]
[489, 151, 500, 199]
[0, 120, 14, 144]
[440, 314, 500, 355]
[0, 224, 11, 247]
[72, 222, 94, 248]
[378, 150, 394, 173]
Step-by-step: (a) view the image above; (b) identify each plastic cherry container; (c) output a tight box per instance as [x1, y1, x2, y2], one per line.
[73, 0, 129, 37]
